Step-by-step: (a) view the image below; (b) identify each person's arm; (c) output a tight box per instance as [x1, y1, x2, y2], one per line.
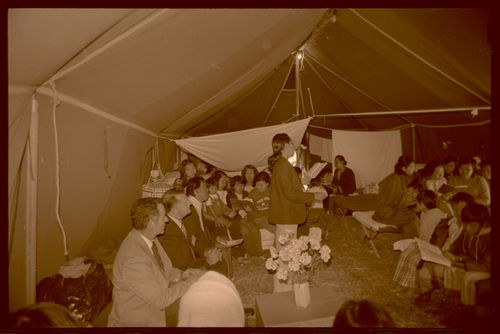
[464, 236, 490, 272]
[342, 169, 357, 195]
[274, 161, 314, 204]
[474, 176, 490, 206]
[203, 204, 230, 227]
[122, 256, 192, 309]
[157, 233, 191, 271]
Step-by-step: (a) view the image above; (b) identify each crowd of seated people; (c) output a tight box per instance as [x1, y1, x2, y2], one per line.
[368, 153, 492, 321]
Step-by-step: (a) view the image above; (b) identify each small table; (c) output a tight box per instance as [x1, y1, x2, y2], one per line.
[255, 286, 343, 327]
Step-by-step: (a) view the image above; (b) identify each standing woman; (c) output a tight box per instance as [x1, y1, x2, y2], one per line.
[332, 155, 357, 196]
[268, 133, 326, 291]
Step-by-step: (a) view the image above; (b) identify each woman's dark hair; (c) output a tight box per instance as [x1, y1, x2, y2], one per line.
[9, 302, 85, 328]
[185, 176, 204, 197]
[211, 170, 228, 189]
[449, 192, 474, 205]
[461, 202, 490, 226]
[180, 159, 195, 178]
[267, 133, 291, 172]
[335, 155, 347, 166]
[205, 177, 217, 188]
[333, 299, 394, 328]
[417, 190, 437, 209]
[457, 157, 474, 168]
[422, 160, 441, 178]
[241, 165, 258, 186]
[442, 154, 458, 165]
[230, 175, 245, 188]
[394, 156, 414, 175]
[254, 171, 271, 184]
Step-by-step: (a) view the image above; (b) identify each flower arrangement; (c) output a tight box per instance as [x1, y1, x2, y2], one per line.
[265, 227, 331, 284]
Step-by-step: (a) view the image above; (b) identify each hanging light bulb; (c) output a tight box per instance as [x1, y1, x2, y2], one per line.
[330, 9, 337, 23]
[296, 50, 304, 60]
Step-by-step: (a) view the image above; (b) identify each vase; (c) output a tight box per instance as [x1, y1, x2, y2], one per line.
[293, 282, 311, 307]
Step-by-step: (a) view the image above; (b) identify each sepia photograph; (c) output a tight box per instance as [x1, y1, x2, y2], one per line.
[7, 7, 492, 329]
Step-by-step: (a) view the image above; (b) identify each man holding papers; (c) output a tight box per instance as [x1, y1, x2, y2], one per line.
[415, 203, 490, 305]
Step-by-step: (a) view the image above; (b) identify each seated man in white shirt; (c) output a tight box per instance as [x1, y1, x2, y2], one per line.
[108, 198, 204, 327]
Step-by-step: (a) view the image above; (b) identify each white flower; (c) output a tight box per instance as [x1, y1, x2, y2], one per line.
[265, 258, 279, 271]
[320, 245, 331, 262]
[297, 237, 309, 251]
[269, 246, 279, 259]
[279, 248, 292, 262]
[276, 268, 288, 281]
[278, 231, 291, 245]
[310, 238, 321, 251]
[299, 253, 312, 266]
[288, 260, 300, 272]
[320, 252, 331, 262]
[308, 227, 322, 242]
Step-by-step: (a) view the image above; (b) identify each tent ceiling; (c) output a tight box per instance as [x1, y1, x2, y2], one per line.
[9, 8, 491, 136]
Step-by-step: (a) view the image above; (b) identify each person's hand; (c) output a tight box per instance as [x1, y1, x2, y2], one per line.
[314, 192, 328, 201]
[228, 210, 237, 219]
[181, 268, 206, 280]
[204, 247, 222, 266]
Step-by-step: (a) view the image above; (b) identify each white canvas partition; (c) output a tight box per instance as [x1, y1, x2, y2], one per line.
[331, 129, 402, 188]
[174, 118, 311, 171]
[309, 133, 333, 162]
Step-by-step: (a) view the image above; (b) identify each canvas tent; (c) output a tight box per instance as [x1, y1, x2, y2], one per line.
[8, 8, 491, 312]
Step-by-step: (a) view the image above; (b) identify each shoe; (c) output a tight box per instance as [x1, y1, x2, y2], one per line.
[414, 291, 433, 305]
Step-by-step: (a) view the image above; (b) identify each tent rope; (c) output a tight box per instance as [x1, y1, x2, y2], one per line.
[349, 9, 491, 105]
[50, 83, 70, 261]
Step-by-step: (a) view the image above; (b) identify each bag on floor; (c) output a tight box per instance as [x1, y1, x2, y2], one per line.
[36, 259, 113, 323]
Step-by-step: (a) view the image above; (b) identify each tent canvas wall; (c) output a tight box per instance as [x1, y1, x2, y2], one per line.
[8, 8, 491, 312]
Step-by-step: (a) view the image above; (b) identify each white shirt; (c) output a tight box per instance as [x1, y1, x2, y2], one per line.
[138, 231, 154, 255]
[419, 208, 448, 242]
[188, 195, 205, 232]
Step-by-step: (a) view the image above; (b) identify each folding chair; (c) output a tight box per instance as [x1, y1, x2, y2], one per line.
[351, 211, 400, 258]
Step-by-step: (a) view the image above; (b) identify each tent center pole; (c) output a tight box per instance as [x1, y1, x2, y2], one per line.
[25, 95, 39, 305]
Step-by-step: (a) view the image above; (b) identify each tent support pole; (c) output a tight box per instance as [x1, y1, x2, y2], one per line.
[311, 106, 491, 118]
[411, 124, 416, 161]
[25, 95, 39, 305]
[295, 55, 301, 118]
[263, 59, 294, 126]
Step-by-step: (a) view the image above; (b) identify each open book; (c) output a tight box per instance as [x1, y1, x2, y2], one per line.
[303, 162, 328, 183]
[415, 238, 451, 267]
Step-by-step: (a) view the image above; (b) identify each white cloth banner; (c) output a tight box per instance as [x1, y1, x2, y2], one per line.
[174, 118, 311, 172]
[331, 129, 402, 188]
[309, 133, 333, 162]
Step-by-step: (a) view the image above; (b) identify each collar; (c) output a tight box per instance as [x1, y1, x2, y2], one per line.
[137, 231, 154, 253]
[168, 214, 184, 229]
